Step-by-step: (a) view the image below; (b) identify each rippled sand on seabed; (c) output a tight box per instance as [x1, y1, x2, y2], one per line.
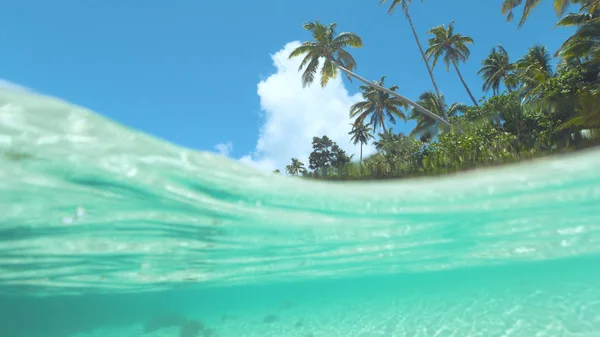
[22, 256, 600, 337]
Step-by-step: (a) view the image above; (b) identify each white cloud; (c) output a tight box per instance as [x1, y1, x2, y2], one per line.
[0, 79, 34, 92]
[214, 141, 233, 157]
[241, 41, 377, 172]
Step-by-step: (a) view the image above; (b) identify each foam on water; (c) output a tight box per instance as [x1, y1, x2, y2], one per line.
[1, 89, 600, 336]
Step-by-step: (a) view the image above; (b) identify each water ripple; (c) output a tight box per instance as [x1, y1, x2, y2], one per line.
[1, 89, 600, 296]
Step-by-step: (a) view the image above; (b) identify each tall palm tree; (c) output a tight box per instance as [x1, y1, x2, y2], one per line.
[349, 76, 408, 132]
[501, 0, 574, 28]
[379, 0, 447, 120]
[408, 91, 467, 142]
[288, 21, 451, 127]
[286, 158, 306, 176]
[478, 45, 517, 95]
[348, 120, 375, 163]
[425, 21, 480, 107]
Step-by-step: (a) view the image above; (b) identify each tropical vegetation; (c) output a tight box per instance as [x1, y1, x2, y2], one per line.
[277, 1, 600, 180]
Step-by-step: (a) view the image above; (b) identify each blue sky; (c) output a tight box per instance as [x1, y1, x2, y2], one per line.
[0, 0, 576, 171]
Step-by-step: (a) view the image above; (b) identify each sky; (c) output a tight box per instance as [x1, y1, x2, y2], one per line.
[0, 0, 577, 172]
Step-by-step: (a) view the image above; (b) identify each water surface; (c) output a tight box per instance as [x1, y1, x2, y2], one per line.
[1, 89, 599, 336]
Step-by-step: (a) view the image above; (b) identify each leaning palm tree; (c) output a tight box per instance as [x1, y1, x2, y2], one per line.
[501, 0, 574, 28]
[425, 21, 479, 107]
[349, 76, 408, 132]
[288, 21, 450, 127]
[286, 158, 306, 176]
[379, 0, 447, 120]
[348, 120, 375, 163]
[408, 91, 467, 142]
[478, 45, 517, 95]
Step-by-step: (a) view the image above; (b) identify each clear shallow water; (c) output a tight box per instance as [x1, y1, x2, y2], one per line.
[1, 89, 600, 336]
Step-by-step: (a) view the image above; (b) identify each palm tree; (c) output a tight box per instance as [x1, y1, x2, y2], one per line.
[558, 21, 600, 63]
[515, 45, 554, 89]
[349, 76, 408, 132]
[348, 120, 375, 163]
[501, 0, 574, 28]
[379, 0, 447, 120]
[425, 21, 480, 107]
[288, 21, 450, 127]
[585, 0, 600, 13]
[373, 129, 401, 152]
[555, 3, 600, 63]
[517, 45, 554, 78]
[513, 45, 554, 103]
[556, 0, 600, 28]
[408, 91, 467, 142]
[286, 158, 306, 176]
[288, 21, 362, 88]
[478, 45, 517, 95]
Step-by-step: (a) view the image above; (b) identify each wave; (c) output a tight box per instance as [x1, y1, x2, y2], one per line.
[1, 89, 599, 296]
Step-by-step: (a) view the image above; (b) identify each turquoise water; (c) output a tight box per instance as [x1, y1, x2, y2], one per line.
[1, 88, 600, 337]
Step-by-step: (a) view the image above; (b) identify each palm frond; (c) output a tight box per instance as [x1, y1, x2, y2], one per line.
[289, 43, 316, 59]
[301, 57, 320, 88]
[290, 21, 363, 89]
[332, 32, 363, 49]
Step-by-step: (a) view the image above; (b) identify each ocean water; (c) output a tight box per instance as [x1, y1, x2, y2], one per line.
[1, 88, 599, 337]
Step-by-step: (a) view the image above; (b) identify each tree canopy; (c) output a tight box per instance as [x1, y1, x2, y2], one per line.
[276, 2, 600, 180]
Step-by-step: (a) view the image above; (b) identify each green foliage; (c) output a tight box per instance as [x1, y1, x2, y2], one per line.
[409, 91, 467, 141]
[286, 158, 306, 176]
[501, 0, 574, 28]
[361, 131, 424, 177]
[349, 76, 408, 132]
[348, 120, 375, 162]
[555, 3, 600, 63]
[424, 122, 517, 170]
[281, 2, 600, 180]
[478, 45, 516, 95]
[528, 58, 583, 103]
[425, 21, 480, 106]
[308, 136, 351, 173]
[299, 59, 599, 180]
[375, 131, 423, 164]
[288, 21, 363, 88]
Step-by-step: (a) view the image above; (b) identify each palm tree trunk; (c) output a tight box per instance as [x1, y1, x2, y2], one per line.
[360, 143, 363, 163]
[452, 61, 479, 107]
[359, 142, 364, 175]
[403, 3, 448, 120]
[336, 63, 451, 127]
